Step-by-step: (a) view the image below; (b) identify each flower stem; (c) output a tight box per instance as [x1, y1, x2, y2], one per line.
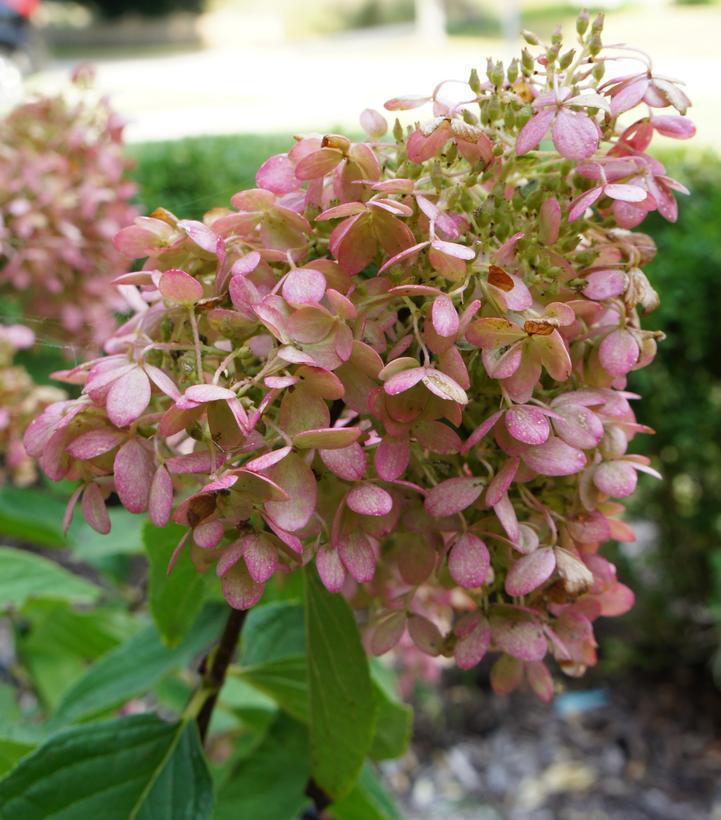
[196, 607, 247, 744]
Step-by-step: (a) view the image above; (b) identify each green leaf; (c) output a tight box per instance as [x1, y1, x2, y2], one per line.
[17, 602, 140, 710]
[53, 605, 225, 724]
[0, 488, 67, 548]
[240, 602, 305, 665]
[69, 508, 145, 560]
[0, 715, 213, 820]
[304, 568, 376, 799]
[236, 657, 308, 723]
[0, 547, 100, 610]
[144, 521, 211, 648]
[213, 714, 309, 820]
[330, 764, 402, 820]
[368, 662, 413, 762]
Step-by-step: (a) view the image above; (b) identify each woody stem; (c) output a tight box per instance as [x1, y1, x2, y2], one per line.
[196, 607, 247, 744]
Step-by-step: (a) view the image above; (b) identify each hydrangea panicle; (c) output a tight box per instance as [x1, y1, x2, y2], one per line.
[26, 15, 693, 699]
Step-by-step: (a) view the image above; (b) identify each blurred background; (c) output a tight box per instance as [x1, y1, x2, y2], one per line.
[2, 1, 721, 818]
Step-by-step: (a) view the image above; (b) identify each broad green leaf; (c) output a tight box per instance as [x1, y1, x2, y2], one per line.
[330, 764, 402, 820]
[304, 568, 376, 799]
[213, 714, 309, 820]
[0, 488, 66, 548]
[69, 508, 145, 559]
[236, 657, 308, 722]
[240, 601, 305, 665]
[0, 547, 100, 610]
[53, 605, 225, 724]
[145, 521, 211, 647]
[368, 662, 413, 762]
[17, 602, 140, 710]
[0, 715, 213, 820]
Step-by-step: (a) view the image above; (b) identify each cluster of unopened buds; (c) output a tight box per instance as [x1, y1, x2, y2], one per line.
[26, 14, 694, 699]
[0, 65, 137, 350]
[0, 325, 65, 486]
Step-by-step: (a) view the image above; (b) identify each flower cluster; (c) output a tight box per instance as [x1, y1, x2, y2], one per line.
[0, 66, 137, 350]
[26, 15, 693, 699]
[0, 325, 65, 486]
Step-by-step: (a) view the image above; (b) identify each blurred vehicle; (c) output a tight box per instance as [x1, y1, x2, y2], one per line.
[0, 0, 43, 74]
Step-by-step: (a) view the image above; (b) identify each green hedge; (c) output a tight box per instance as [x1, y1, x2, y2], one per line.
[128, 135, 721, 682]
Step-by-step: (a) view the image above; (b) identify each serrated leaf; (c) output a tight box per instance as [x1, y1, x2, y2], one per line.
[0, 547, 100, 610]
[53, 606, 224, 725]
[0, 715, 213, 820]
[213, 714, 310, 820]
[144, 521, 211, 647]
[304, 568, 376, 798]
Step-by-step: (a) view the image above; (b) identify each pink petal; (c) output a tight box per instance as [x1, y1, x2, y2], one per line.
[293, 427, 361, 450]
[552, 403, 604, 449]
[425, 476, 484, 518]
[282, 267, 326, 306]
[222, 563, 264, 610]
[369, 611, 406, 655]
[264, 453, 317, 532]
[493, 494, 519, 543]
[568, 186, 603, 221]
[651, 114, 696, 140]
[374, 436, 410, 481]
[158, 268, 204, 304]
[194, 520, 225, 549]
[490, 655, 524, 694]
[604, 183, 648, 203]
[486, 457, 520, 507]
[448, 533, 490, 588]
[522, 437, 587, 477]
[338, 531, 376, 582]
[113, 438, 154, 514]
[582, 268, 627, 300]
[384, 366, 425, 396]
[320, 443, 367, 481]
[516, 107, 555, 155]
[593, 460, 638, 497]
[242, 534, 278, 584]
[256, 153, 298, 194]
[431, 295, 459, 338]
[149, 465, 174, 527]
[504, 405, 550, 445]
[316, 546, 347, 592]
[347, 483, 393, 517]
[422, 369, 468, 404]
[539, 198, 561, 244]
[407, 614, 444, 656]
[599, 328, 639, 377]
[295, 147, 343, 180]
[67, 429, 126, 460]
[610, 77, 649, 116]
[527, 661, 554, 703]
[178, 220, 218, 253]
[360, 107, 388, 139]
[454, 614, 491, 670]
[106, 367, 151, 428]
[81, 484, 111, 534]
[505, 547, 556, 596]
[552, 109, 598, 161]
[534, 330, 572, 382]
[185, 384, 236, 403]
[491, 616, 547, 662]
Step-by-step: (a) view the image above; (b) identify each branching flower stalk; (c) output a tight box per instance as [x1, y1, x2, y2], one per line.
[26, 14, 695, 698]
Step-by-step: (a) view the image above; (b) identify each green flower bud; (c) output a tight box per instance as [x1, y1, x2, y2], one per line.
[522, 29, 540, 45]
[576, 9, 590, 36]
